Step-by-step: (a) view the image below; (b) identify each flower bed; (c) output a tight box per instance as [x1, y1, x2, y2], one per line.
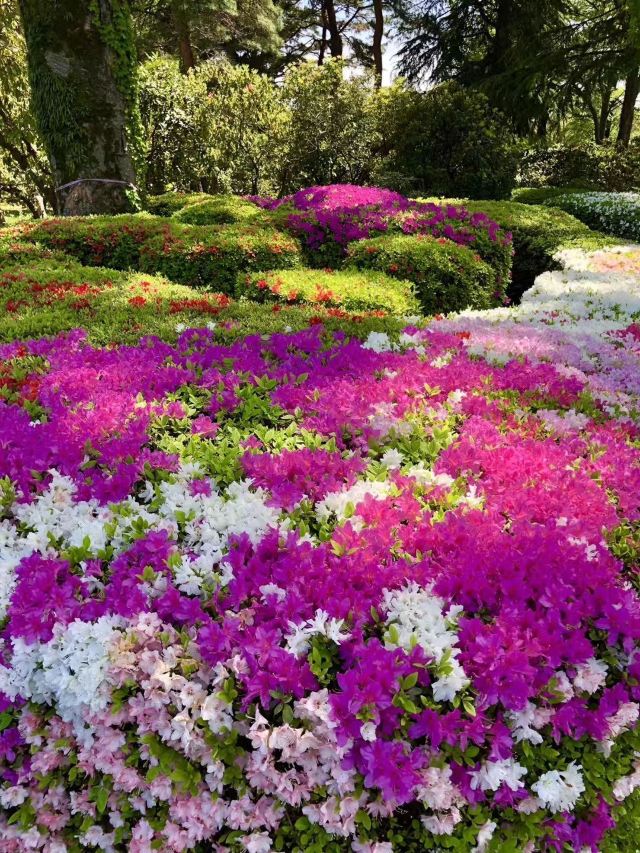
[0, 235, 639, 850]
[239, 268, 419, 315]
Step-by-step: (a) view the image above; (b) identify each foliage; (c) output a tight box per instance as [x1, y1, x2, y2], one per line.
[543, 191, 640, 243]
[132, 0, 283, 69]
[146, 191, 213, 216]
[173, 195, 268, 225]
[346, 233, 498, 313]
[138, 55, 287, 195]
[0, 0, 53, 215]
[373, 82, 520, 199]
[279, 60, 379, 193]
[239, 267, 420, 314]
[519, 143, 640, 191]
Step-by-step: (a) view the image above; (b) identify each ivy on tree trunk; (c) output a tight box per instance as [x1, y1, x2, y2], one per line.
[17, 0, 142, 215]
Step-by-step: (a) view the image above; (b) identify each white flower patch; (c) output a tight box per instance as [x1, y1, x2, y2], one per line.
[531, 762, 585, 813]
[507, 701, 554, 745]
[573, 658, 608, 695]
[380, 448, 403, 469]
[473, 820, 497, 853]
[382, 582, 469, 701]
[613, 758, 640, 802]
[362, 331, 393, 352]
[0, 616, 122, 732]
[285, 609, 351, 657]
[316, 480, 391, 524]
[470, 758, 528, 793]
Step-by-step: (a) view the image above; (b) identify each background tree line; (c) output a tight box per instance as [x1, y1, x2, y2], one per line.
[1, 0, 640, 216]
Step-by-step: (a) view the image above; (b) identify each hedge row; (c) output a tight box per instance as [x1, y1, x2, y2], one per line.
[541, 192, 640, 244]
[18, 215, 302, 294]
[438, 199, 617, 302]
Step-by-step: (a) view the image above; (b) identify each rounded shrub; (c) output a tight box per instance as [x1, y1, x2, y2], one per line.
[20, 216, 302, 294]
[173, 195, 267, 226]
[239, 268, 420, 315]
[346, 233, 496, 313]
[22, 214, 169, 269]
[139, 225, 302, 292]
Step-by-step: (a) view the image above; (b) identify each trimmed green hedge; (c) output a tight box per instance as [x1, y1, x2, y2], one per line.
[173, 195, 268, 226]
[0, 252, 404, 346]
[346, 234, 497, 313]
[512, 186, 592, 205]
[146, 192, 212, 216]
[449, 200, 617, 302]
[19, 216, 302, 294]
[239, 268, 420, 315]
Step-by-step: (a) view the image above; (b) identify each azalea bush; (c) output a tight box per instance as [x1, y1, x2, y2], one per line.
[347, 234, 499, 313]
[249, 185, 513, 290]
[239, 268, 419, 315]
[543, 192, 640, 244]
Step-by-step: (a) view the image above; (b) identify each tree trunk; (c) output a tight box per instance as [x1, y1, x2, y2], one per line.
[172, 1, 196, 73]
[617, 66, 640, 146]
[372, 0, 384, 87]
[318, 15, 328, 65]
[18, 0, 139, 216]
[323, 0, 343, 58]
[597, 87, 612, 144]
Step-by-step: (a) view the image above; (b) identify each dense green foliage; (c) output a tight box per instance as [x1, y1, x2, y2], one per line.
[239, 267, 419, 314]
[519, 143, 640, 191]
[375, 82, 520, 199]
[346, 233, 497, 313]
[173, 195, 269, 225]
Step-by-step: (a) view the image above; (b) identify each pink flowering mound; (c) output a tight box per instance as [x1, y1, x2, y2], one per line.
[0, 313, 639, 852]
[247, 184, 513, 302]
